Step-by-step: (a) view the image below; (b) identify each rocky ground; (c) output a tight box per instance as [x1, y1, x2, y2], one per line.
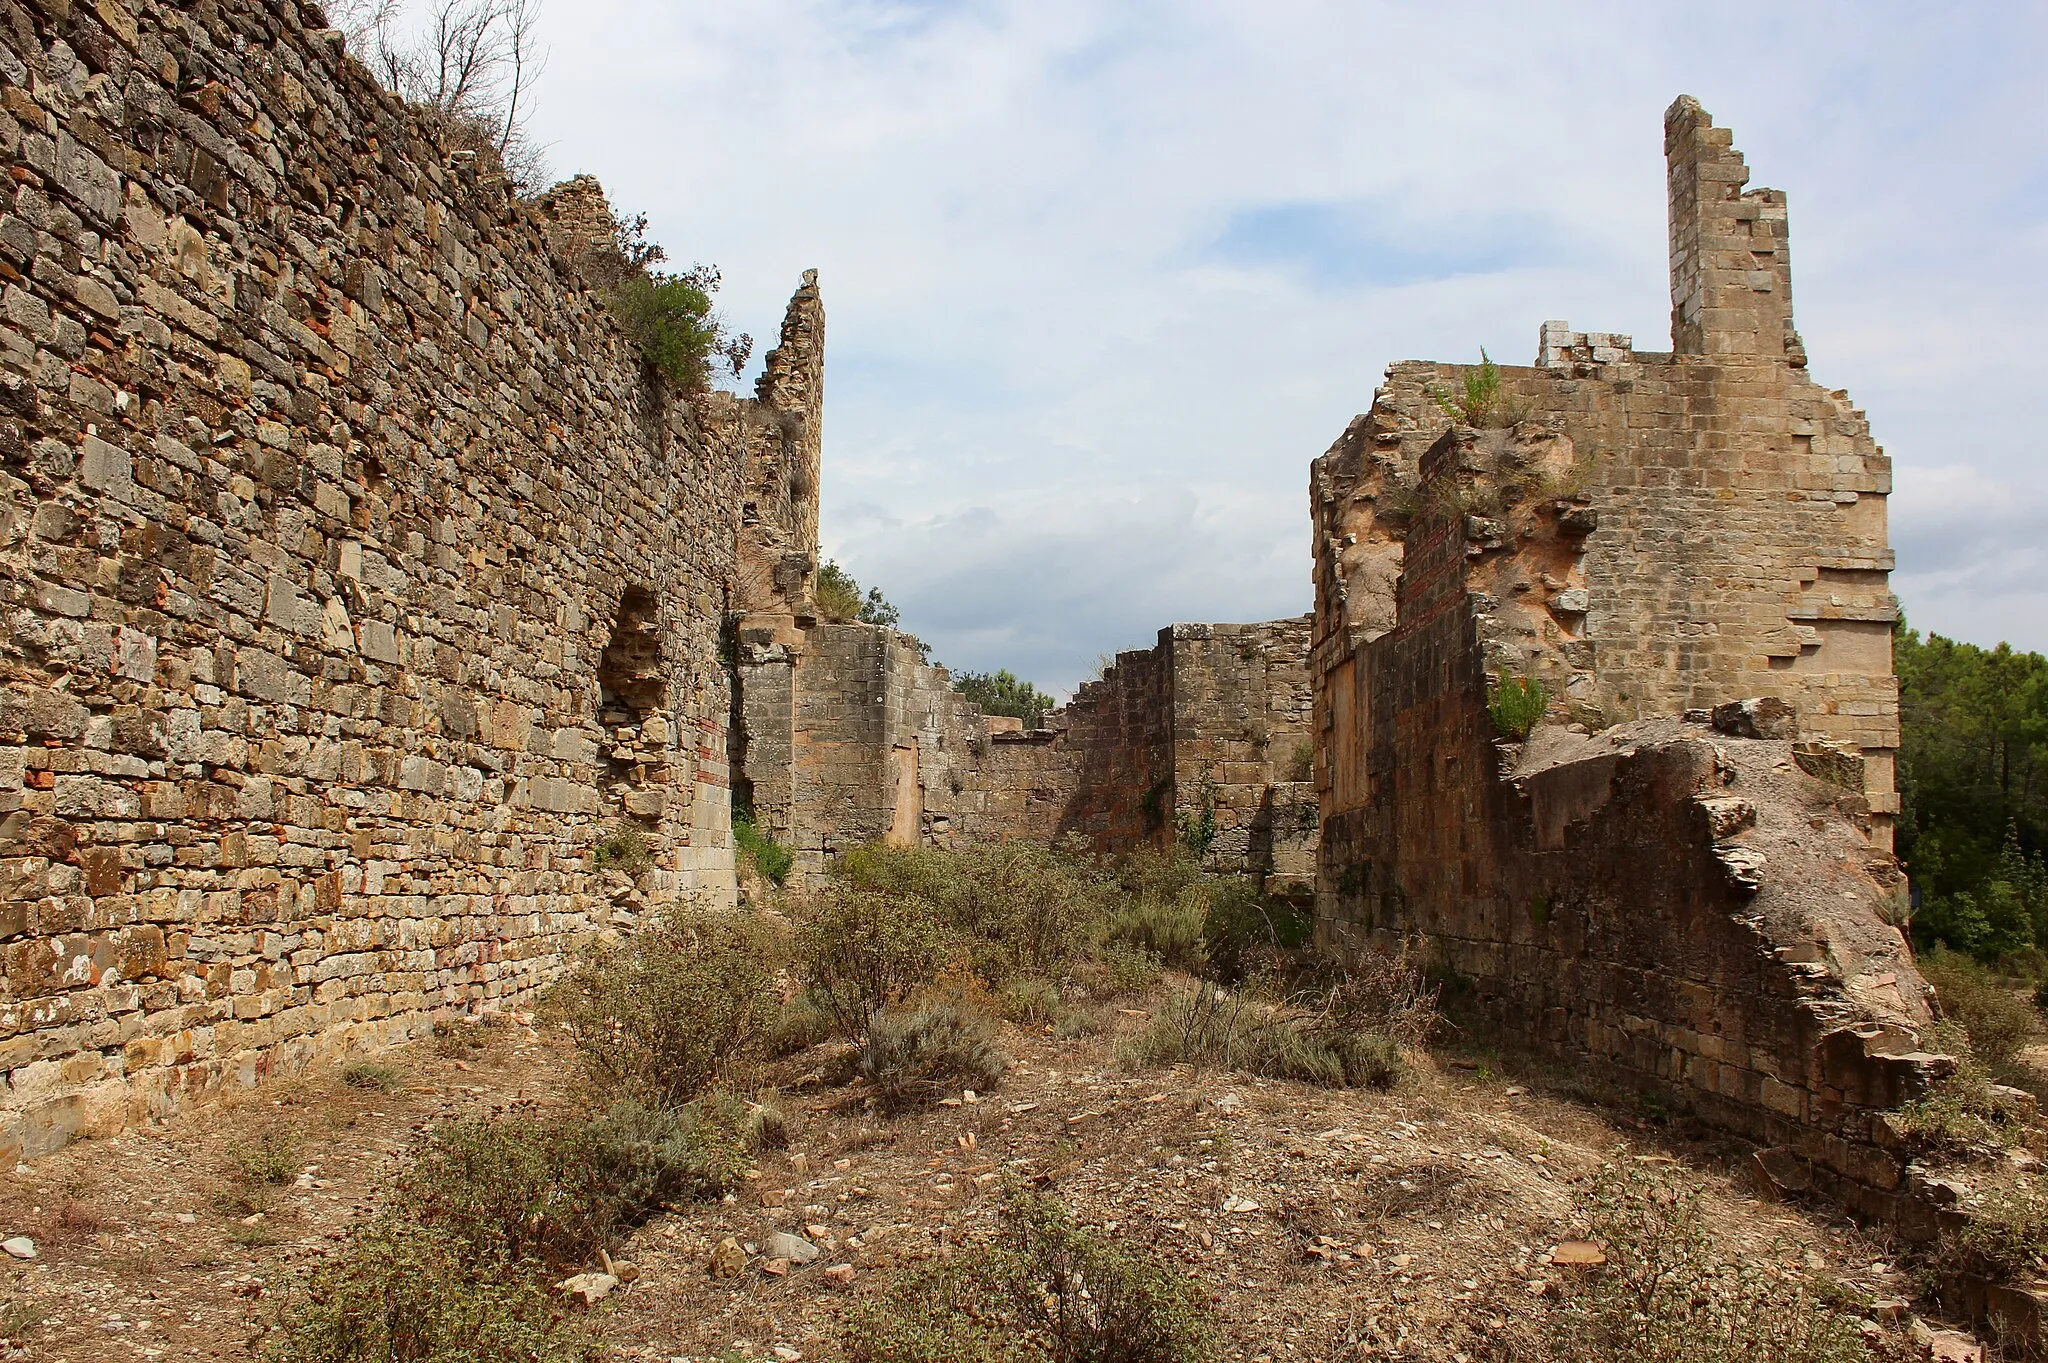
[0, 1002, 1962, 1363]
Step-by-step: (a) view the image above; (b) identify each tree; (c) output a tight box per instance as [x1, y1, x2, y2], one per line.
[331, 0, 550, 191]
[1896, 622, 2048, 961]
[953, 670, 1055, 730]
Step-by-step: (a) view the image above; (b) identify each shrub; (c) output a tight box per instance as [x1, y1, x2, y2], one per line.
[765, 991, 837, 1057]
[939, 844, 1111, 982]
[795, 885, 949, 1037]
[1284, 739, 1314, 782]
[266, 1223, 593, 1363]
[733, 815, 795, 886]
[1120, 982, 1403, 1089]
[1893, 1021, 2034, 1158]
[341, 1061, 403, 1093]
[1106, 851, 1209, 971]
[1201, 877, 1309, 985]
[1921, 946, 2039, 1071]
[231, 1128, 301, 1186]
[609, 270, 735, 393]
[267, 1099, 763, 1363]
[998, 975, 1064, 1026]
[548, 911, 779, 1107]
[1429, 349, 1528, 430]
[844, 1189, 1220, 1363]
[858, 1003, 1007, 1112]
[591, 823, 653, 877]
[1489, 672, 1548, 740]
[1495, 1160, 1904, 1363]
[1947, 1175, 2048, 1282]
[391, 1100, 754, 1272]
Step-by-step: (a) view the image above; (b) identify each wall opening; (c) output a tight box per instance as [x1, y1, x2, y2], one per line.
[597, 586, 665, 821]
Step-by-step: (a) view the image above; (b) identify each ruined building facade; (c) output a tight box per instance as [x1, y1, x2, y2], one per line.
[1311, 99, 1936, 1220]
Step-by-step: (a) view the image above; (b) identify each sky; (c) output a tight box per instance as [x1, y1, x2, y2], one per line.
[501, 0, 2048, 695]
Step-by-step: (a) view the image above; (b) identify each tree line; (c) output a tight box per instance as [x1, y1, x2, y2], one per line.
[1897, 623, 2048, 962]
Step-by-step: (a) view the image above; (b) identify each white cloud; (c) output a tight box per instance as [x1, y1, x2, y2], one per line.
[505, 0, 2048, 684]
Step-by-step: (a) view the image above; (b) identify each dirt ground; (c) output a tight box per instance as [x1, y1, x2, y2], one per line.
[0, 1004, 1939, 1363]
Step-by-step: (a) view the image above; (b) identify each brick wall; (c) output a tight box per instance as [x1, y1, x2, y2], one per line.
[0, 0, 778, 1160]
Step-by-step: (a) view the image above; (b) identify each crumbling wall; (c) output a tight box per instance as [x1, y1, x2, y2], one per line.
[0, 0, 776, 1160]
[1056, 619, 1316, 883]
[1311, 97, 1934, 1217]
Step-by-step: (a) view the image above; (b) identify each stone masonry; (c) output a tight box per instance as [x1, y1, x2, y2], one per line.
[0, 0, 821, 1162]
[1310, 98, 1942, 1223]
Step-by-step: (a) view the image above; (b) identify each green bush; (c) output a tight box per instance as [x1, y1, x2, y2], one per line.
[938, 844, 1111, 983]
[734, 816, 795, 885]
[859, 1002, 1007, 1112]
[591, 823, 653, 877]
[268, 1100, 762, 1363]
[764, 991, 837, 1057]
[546, 911, 779, 1107]
[1893, 1022, 2033, 1158]
[611, 272, 722, 392]
[795, 885, 949, 1037]
[844, 1189, 1220, 1363]
[1489, 672, 1548, 740]
[953, 669, 1056, 730]
[1201, 876, 1309, 985]
[1496, 1160, 1907, 1363]
[266, 1223, 594, 1363]
[391, 1101, 754, 1272]
[1105, 851, 1209, 971]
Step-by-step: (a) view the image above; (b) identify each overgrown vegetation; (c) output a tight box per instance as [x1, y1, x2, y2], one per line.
[1488, 671, 1549, 739]
[341, 1061, 403, 1093]
[1896, 623, 2048, 962]
[592, 823, 653, 877]
[546, 911, 779, 1107]
[954, 669, 1057, 730]
[1920, 947, 2039, 1072]
[1430, 349, 1527, 429]
[1497, 1160, 1906, 1363]
[1892, 1020, 2035, 1160]
[843, 1187, 1221, 1363]
[734, 813, 795, 885]
[1946, 1174, 2048, 1284]
[859, 1002, 1007, 1112]
[1121, 945, 1434, 1090]
[267, 1100, 767, 1363]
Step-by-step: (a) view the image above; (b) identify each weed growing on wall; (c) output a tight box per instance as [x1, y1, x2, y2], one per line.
[592, 823, 653, 877]
[734, 815, 795, 885]
[1488, 672, 1548, 739]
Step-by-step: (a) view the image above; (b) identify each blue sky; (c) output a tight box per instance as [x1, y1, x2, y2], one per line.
[506, 0, 2048, 693]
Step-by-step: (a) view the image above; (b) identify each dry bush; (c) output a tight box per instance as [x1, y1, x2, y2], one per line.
[341, 1061, 403, 1093]
[546, 910, 779, 1106]
[1491, 1160, 1910, 1363]
[1922, 947, 2040, 1071]
[267, 1099, 767, 1363]
[794, 885, 949, 1038]
[844, 1189, 1220, 1363]
[230, 1127, 302, 1187]
[1947, 1173, 2048, 1284]
[858, 1003, 1007, 1113]
[1893, 1020, 2036, 1160]
[1120, 982, 1402, 1090]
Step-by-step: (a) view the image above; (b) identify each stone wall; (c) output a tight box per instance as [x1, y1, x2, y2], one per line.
[735, 614, 1315, 886]
[1056, 618, 1316, 885]
[1311, 98, 1938, 1217]
[0, 0, 789, 1161]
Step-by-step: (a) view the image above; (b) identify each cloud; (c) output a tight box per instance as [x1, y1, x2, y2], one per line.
[504, 0, 2048, 685]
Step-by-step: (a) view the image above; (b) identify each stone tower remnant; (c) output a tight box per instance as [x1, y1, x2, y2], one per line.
[1310, 97, 1940, 1223]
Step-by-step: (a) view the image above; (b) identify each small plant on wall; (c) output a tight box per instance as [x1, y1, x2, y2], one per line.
[1488, 672, 1548, 740]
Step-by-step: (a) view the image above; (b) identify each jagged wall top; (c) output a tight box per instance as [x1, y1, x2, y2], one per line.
[1665, 95, 1802, 364]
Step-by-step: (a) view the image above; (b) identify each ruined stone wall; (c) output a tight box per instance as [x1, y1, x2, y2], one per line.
[0, 0, 773, 1160]
[1056, 619, 1317, 882]
[1310, 98, 1934, 1218]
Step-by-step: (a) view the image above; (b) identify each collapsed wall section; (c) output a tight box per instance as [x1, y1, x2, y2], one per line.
[1311, 98, 1936, 1215]
[0, 0, 765, 1160]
